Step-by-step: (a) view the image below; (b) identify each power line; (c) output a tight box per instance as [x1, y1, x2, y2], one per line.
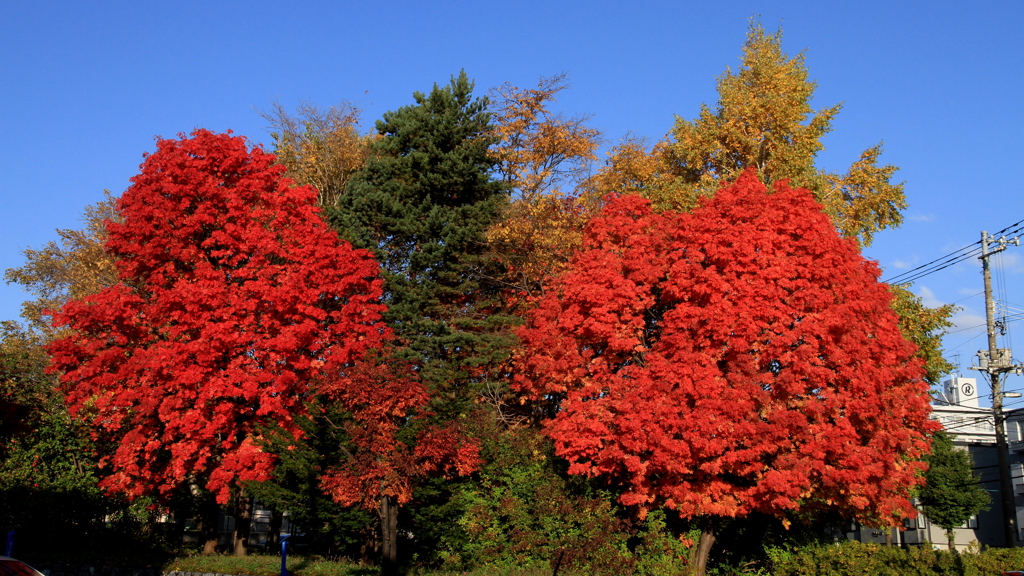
[881, 215, 1024, 285]
[936, 417, 995, 434]
[933, 397, 997, 413]
[947, 311, 1024, 335]
[951, 291, 984, 306]
[995, 216, 1024, 238]
[883, 243, 981, 285]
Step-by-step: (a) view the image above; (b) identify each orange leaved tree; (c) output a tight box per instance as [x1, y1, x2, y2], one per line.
[514, 171, 936, 575]
[486, 74, 603, 307]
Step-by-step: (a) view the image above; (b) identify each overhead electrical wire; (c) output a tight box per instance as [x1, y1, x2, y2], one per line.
[951, 291, 984, 305]
[881, 216, 1024, 285]
[995, 216, 1024, 238]
[945, 310, 1024, 335]
[883, 243, 981, 285]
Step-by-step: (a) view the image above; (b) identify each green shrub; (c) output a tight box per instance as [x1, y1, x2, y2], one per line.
[631, 510, 694, 576]
[438, 420, 635, 574]
[770, 540, 1024, 576]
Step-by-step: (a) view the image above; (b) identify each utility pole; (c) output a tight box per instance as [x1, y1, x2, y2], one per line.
[971, 230, 1020, 547]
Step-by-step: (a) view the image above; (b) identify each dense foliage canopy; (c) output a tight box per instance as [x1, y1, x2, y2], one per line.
[48, 130, 389, 504]
[515, 171, 937, 572]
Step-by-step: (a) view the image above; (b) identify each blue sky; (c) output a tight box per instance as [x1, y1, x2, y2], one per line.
[2, 1, 1022, 398]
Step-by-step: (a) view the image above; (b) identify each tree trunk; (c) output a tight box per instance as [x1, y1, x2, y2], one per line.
[379, 495, 398, 576]
[884, 528, 893, 547]
[232, 488, 253, 556]
[199, 494, 220, 555]
[268, 507, 283, 552]
[692, 518, 717, 576]
[947, 528, 956, 552]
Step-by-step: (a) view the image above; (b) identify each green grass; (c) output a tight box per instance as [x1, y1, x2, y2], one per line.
[163, 555, 563, 576]
[165, 554, 378, 576]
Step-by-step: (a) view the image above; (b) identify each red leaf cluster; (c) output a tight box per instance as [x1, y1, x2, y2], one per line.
[49, 130, 388, 504]
[514, 170, 937, 526]
[319, 354, 481, 510]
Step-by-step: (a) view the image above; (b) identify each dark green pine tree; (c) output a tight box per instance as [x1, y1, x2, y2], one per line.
[919, 430, 991, 551]
[327, 70, 513, 415]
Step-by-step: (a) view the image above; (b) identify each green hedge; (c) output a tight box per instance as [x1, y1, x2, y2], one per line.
[770, 541, 1024, 576]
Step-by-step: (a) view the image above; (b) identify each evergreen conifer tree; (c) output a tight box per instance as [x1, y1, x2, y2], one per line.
[325, 73, 511, 572]
[920, 430, 991, 550]
[328, 71, 513, 413]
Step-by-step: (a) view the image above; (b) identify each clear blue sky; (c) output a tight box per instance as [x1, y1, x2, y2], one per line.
[2, 1, 1022, 398]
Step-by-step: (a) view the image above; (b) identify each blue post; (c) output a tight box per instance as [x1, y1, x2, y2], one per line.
[280, 535, 288, 576]
[5, 530, 13, 557]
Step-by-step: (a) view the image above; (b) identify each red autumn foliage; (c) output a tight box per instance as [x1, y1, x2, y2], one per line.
[514, 170, 936, 527]
[318, 353, 480, 510]
[48, 129, 389, 504]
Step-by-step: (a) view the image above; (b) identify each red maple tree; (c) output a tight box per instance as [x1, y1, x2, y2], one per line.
[318, 353, 480, 572]
[48, 130, 389, 505]
[514, 170, 936, 573]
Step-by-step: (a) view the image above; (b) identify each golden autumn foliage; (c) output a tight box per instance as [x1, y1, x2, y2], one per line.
[888, 284, 956, 386]
[663, 22, 840, 200]
[260, 100, 369, 208]
[582, 137, 676, 204]
[5, 191, 121, 334]
[486, 75, 603, 293]
[487, 194, 595, 299]
[591, 21, 905, 247]
[489, 73, 601, 202]
[821, 144, 905, 243]
[582, 22, 952, 382]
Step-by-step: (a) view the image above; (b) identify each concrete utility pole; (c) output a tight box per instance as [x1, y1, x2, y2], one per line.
[971, 230, 1020, 547]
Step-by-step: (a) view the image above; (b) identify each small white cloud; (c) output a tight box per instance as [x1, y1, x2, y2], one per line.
[951, 310, 986, 333]
[909, 214, 935, 223]
[995, 252, 1024, 273]
[916, 286, 944, 308]
[892, 260, 909, 270]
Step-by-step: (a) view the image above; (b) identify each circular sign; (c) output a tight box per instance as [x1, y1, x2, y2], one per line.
[961, 383, 975, 397]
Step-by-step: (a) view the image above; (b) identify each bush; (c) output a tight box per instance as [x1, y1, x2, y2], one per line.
[631, 510, 694, 576]
[437, 420, 634, 574]
[770, 540, 1024, 576]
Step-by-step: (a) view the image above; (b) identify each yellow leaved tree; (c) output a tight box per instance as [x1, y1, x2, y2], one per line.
[5, 192, 121, 335]
[590, 21, 904, 247]
[260, 100, 369, 208]
[585, 20, 952, 385]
